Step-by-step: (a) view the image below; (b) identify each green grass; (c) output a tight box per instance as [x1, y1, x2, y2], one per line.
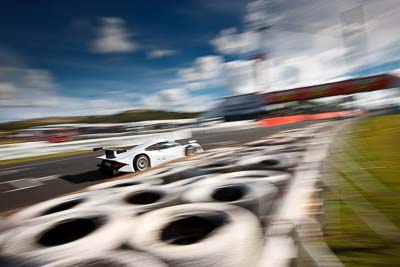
[0, 150, 90, 166]
[324, 115, 400, 267]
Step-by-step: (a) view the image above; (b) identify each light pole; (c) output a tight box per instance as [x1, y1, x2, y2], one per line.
[253, 25, 274, 92]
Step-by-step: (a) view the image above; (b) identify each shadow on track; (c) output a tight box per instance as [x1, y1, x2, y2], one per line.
[59, 170, 115, 184]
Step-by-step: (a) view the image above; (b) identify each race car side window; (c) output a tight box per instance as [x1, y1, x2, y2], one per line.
[145, 142, 175, 151]
[160, 141, 179, 149]
[145, 143, 161, 151]
[159, 141, 171, 149]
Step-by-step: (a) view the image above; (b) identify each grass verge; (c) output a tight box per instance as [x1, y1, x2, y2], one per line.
[324, 115, 400, 267]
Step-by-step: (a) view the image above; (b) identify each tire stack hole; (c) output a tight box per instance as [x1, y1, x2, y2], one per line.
[208, 163, 225, 168]
[37, 216, 103, 247]
[261, 159, 280, 166]
[161, 214, 227, 245]
[125, 191, 163, 205]
[212, 185, 246, 202]
[111, 182, 140, 188]
[41, 199, 84, 216]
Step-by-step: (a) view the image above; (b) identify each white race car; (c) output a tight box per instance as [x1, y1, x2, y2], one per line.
[96, 138, 203, 174]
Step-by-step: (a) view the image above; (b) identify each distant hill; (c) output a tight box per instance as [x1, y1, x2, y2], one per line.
[0, 109, 201, 132]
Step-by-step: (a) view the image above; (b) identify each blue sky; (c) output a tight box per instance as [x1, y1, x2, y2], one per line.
[0, 0, 399, 121]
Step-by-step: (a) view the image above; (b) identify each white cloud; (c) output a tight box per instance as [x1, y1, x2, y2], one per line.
[23, 69, 59, 90]
[244, 0, 284, 30]
[185, 81, 207, 90]
[141, 88, 215, 112]
[175, 55, 258, 95]
[0, 82, 17, 95]
[179, 56, 223, 81]
[0, 96, 135, 122]
[92, 17, 138, 53]
[204, 0, 400, 98]
[0, 67, 58, 91]
[176, 55, 224, 91]
[210, 28, 260, 55]
[0, 55, 137, 120]
[174, 49, 348, 96]
[0, 65, 60, 108]
[147, 49, 177, 59]
[223, 60, 257, 95]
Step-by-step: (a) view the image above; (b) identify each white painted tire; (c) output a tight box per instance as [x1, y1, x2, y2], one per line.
[8, 191, 110, 226]
[129, 203, 263, 267]
[278, 129, 304, 134]
[0, 219, 16, 256]
[0, 218, 13, 232]
[162, 174, 212, 189]
[196, 172, 283, 215]
[237, 152, 300, 171]
[42, 251, 167, 267]
[104, 186, 181, 215]
[168, 160, 200, 168]
[197, 158, 241, 174]
[2, 209, 132, 264]
[267, 132, 309, 140]
[190, 147, 244, 162]
[182, 180, 277, 216]
[134, 165, 199, 185]
[86, 177, 161, 191]
[247, 137, 297, 146]
[215, 178, 278, 216]
[211, 170, 291, 187]
[240, 144, 305, 155]
[134, 165, 182, 179]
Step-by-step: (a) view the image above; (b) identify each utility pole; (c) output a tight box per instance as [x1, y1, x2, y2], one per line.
[253, 25, 274, 92]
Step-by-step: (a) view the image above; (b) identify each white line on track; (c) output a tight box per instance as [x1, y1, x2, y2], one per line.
[0, 168, 30, 176]
[3, 184, 41, 193]
[34, 175, 60, 182]
[0, 153, 101, 171]
[1, 178, 42, 193]
[0, 175, 60, 193]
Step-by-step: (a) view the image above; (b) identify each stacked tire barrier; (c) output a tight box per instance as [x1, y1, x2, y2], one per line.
[0, 121, 340, 266]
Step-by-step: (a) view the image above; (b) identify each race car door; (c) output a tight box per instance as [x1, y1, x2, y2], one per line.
[157, 141, 183, 163]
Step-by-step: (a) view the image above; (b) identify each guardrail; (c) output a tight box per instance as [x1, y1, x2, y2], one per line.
[191, 120, 257, 135]
[0, 130, 192, 161]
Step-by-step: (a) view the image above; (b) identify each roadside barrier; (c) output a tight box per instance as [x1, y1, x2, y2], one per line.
[128, 203, 263, 267]
[2, 210, 132, 264]
[0, 129, 192, 161]
[101, 186, 182, 215]
[182, 179, 277, 217]
[0, 121, 344, 266]
[8, 191, 111, 226]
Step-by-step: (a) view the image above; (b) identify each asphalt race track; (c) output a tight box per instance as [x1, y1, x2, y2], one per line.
[0, 121, 317, 213]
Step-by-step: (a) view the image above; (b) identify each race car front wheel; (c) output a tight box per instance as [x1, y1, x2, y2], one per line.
[134, 155, 150, 171]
